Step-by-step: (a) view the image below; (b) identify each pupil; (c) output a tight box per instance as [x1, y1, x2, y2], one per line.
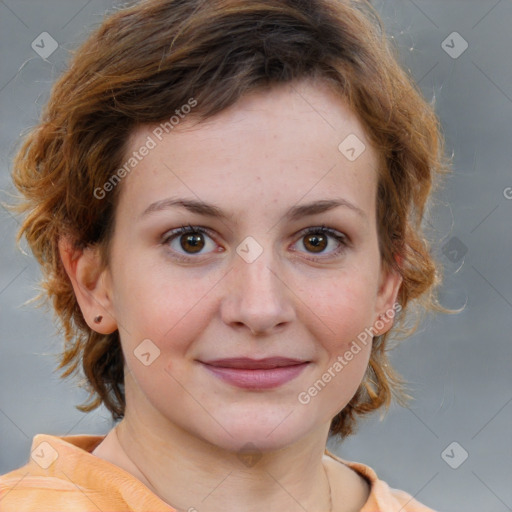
[179, 232, 327, 255]
[182, 233, 204, 253]
[306, 234, 326, 253]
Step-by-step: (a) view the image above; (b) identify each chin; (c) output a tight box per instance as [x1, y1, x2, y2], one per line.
[199, 414, 315, 455]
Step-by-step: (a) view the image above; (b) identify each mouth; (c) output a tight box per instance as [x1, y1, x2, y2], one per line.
[198, 357, 310, 389]
[200, 357, 310, 370]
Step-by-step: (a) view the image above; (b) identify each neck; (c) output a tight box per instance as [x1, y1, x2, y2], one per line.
[113, 412, 333, 512]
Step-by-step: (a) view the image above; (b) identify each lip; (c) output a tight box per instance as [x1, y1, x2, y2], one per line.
[199, 358, 310, 389]
[201, 357, 309, 369]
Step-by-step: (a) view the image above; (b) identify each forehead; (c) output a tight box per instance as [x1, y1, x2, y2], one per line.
[117, 79, 380, 226]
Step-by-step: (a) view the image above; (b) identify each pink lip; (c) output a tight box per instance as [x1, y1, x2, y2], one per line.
[199, 358, 310, 389]
[201, 357, 308, 369]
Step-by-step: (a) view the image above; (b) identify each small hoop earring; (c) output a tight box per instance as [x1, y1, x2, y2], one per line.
[94, 315, 103, 324]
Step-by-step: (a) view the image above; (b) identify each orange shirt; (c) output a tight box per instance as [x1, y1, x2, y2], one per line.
[0, 433, 438, 511]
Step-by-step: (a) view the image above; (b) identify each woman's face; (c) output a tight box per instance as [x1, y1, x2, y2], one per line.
[98, 79, 401, 451]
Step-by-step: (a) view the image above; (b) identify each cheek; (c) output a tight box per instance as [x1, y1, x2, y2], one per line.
[312, 270, 378, 344]
[309, 292, 374, 420]
[111, 245, 216, 337]
[118, 279, 213, 407]
[304, 271, 376, 404]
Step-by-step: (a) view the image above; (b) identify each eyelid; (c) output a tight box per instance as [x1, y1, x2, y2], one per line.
[290, 225, 350, 260]
[161, 224, 350, 261]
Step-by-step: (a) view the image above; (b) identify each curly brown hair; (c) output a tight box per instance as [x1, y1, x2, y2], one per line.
[9, 0, 456, 440]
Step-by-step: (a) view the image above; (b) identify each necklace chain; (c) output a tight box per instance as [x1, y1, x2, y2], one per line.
[115, 425, 332, 512]
[324, 460, 333, 512]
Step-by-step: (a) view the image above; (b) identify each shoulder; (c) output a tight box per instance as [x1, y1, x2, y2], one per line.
[324, 449, 439, 512]
[0, 463, 94, 512]
[387, 487, 439, 512]
[0, 433, 169, 512]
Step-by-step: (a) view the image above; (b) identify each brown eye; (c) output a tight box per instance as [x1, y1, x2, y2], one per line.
[162, 225, 218, 261]
[293, 226, 349, 259]
[162, 224, 349, 263]
[179, 232, 205, 254]
[302, 232, 328, 253]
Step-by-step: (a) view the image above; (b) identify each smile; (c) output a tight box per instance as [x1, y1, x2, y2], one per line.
[199, 361, 310, 389]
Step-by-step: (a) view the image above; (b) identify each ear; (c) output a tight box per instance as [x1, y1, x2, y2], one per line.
[373, 259, 403, 336]
[58, 236, 117, 334]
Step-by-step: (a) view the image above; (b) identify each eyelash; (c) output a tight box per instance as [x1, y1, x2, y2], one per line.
[161, 224, 350, 263]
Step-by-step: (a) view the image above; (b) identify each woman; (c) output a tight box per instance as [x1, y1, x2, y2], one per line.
[0, 0, 454, 510]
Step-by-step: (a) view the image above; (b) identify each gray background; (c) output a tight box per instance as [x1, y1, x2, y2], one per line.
[0, 1, 511, 511]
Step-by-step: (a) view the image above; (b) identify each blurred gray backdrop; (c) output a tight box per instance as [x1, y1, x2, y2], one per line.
[1, 1, 511, 511]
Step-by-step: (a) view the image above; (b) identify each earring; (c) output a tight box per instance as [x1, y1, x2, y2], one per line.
[94, 315, 103, 324]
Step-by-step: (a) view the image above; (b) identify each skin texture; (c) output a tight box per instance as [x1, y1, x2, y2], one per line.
[59, 78, 402, 512]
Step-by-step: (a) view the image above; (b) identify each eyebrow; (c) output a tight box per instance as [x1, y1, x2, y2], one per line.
[140, 197, 367, 223]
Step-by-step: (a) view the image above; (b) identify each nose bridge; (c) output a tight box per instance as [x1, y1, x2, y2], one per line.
[237, 240, 284, 306]
[221, 237, 295, 334]
[242, 247, 280, 297]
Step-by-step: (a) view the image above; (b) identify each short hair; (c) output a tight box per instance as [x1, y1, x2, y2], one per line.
[10, 0, 455, 439]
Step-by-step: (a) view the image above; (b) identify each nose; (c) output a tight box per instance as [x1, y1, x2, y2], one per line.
[220, 246, 296, 336]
